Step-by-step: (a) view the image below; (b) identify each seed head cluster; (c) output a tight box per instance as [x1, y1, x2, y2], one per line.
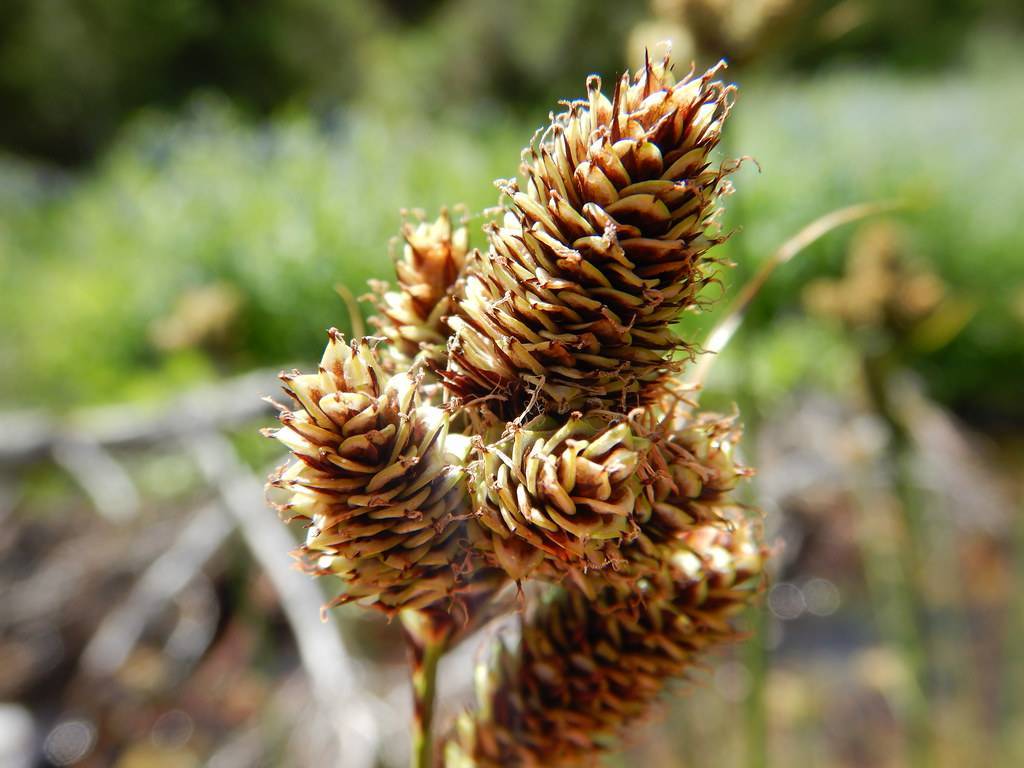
[443, 56, 736, 420]
[267, 52, 765, 767]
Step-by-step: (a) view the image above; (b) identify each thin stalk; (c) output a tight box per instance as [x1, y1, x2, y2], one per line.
[735, 385, 769, 768]
[409, 638, 445, 768]
[401, 610, 453, 768]
[743, 583, 769, 768]
[687, 200, 903, 396]
[334, 282, 367, 338]
[861, 351, 934, 768]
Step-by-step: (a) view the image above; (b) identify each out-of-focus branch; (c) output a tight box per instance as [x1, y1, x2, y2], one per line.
[0, 368, 283, 468]
[860, 352, 934, 768]
[0, 473, 21, 524]
[185, 431, 381, 768]
[79, 501, 233, 677]
[50, 438, 141, 522]
[2, 370, 393, 767]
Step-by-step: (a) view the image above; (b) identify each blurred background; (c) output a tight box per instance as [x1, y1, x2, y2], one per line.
[2, 1, 1023, 766]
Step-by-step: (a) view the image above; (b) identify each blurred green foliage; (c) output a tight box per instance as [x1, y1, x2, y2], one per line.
[1, 0, 1023, 430]
[3, 44, 1023, 424]
[694, 42, 1024, 425]
[4, 0, 1021, 165]
[0, 0, 645, 165]
[0, 101, 523, 406]
[0, 0, 374, 164]
[779, 0, 1024, 70]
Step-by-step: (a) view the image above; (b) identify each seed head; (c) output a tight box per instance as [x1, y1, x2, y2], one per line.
[444, 54, 737, 419]
[267, 329, 487, 613]
[468, 413, 651, 580]
[264, 51, 767, 768]
[444, 516, 766, 768]
[537, 408, 749, 599]
[370, 208, 469, 373]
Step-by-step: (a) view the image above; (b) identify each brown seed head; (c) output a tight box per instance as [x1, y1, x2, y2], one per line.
[267, 329, 491, 614]
[468, 413, 652, 580]
[371, 208, 469, 371]
[444, 515, 766, 768]
[537, 408, 749, 599]
[444, 54, 738, 420]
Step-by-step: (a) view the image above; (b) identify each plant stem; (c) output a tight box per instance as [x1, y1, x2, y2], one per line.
[401, 610, 452, 768]
[737, 386, 769, 768]
[744, 598, 769, 768]
[410, 639, 444, 768]
[861, 351, 934, 768]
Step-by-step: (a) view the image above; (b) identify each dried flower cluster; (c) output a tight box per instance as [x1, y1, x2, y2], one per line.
[267, 52, 766, 767]
[446, 516, 764, 768]
[443, 58, 736, 419]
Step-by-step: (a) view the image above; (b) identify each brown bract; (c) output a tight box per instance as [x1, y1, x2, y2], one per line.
[539, 409, 750, 600]
[370, 209, 469, 373]
[468, 413, 652, 581]
[266, 329, 495, 614]
[444, 517, 765, 768]
[646, 410, 746, 532]
[444, 55, 737, 421]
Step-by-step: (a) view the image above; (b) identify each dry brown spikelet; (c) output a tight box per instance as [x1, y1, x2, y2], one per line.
[370, 208, 469, 373]
[267, 329, 495, 614]
[444, 54, 738, 420]
[467, 412, 652, 581]
[539, 409, 750, 599]
[444, 515, 766, 768]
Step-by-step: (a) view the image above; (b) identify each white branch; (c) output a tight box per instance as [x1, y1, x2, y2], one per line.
[0, 369, 283, 467]
[80, 502, 232, 676]
[50, 438, 141, 522]
[185, 431, 381, 768]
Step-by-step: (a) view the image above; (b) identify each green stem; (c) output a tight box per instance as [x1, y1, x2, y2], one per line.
[731, 380, 769, 768]
[401, 610, 452, 768]
[742, 395, 769, 768]
[744, 599, 769, 768]
[861, 352, 934, 768]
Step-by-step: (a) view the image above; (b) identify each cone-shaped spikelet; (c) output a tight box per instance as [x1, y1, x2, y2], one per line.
[370, 209, 469, 372]
[644, 409, 746, 537]
[267, 328, 489, 614]
[443, 516, 765, 768]
[467, 413, 652, 581]
[444, 54, 737, 420]
[539, 409, 748, 598]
